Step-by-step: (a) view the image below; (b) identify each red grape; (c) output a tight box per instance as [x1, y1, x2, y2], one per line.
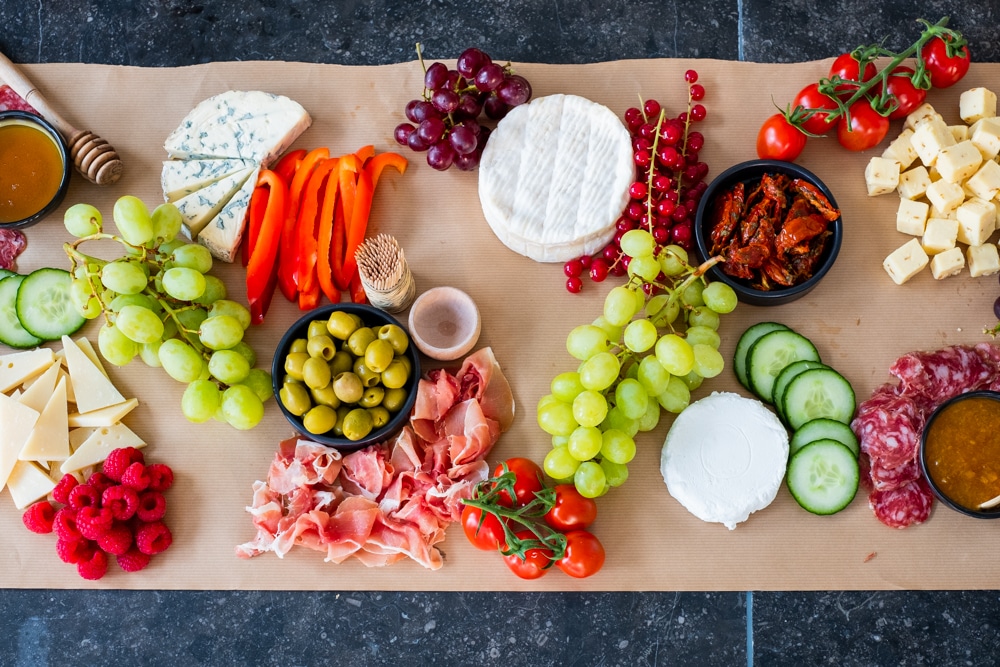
[431, 89, 460, 113]
[417, 117, 446, 144]
[497, 75, 532, 106]
[427, 141, 456, 170]
[424, 62, 449, 90]
[394, 123, 415, 146]
[449, 125, 478, 155]
[457, 48, 489, 78]
[483, 96, 509, 120]
[475, 63, 505, 92]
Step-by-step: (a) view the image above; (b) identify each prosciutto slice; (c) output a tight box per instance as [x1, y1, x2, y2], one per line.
[237, 346, 514, 569]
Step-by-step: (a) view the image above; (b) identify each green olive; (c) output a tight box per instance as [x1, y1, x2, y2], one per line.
[307, 334, 337, 360]
[332, 405, 351, 437]
[327, 311, 359, 340]
[302, 356, 332, 389]
[394, 354, 412, 376]
[302, 404, 338, 434]
[342, 408, 374, 441]
[364, 338, 394, 374]
[353, 358, 381, 387]
[333, 371, 364, 404]
[283, 352, 310, 381]
[359, 386, 385, 408]
[383, 387, 408, 413]
[368, 406, 390, 429]
[329, 349, 354, 376]
[347, 327, 377, 357]
[282, 373, 302, 386]
[279, 381, 312, 416]
[378, 324, 409, 355]
[381, 359, 410, 390]
[311, 383, 341, 409]
[289, 338, 309, 355]
[307, 320, 329, 339]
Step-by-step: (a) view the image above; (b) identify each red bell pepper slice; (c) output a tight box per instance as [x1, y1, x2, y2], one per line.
[349, 269, 367, 305]
[331, 155, 361, 291]
[316, 164, 343, 304]
[277, 147, 329, 301]
[246, 170, 289, 324]
[365, 151, 408, 189]
[295, 158, 338, 300]
[337, 166, 374, 291]
[242, 183, 270, 267]
[273, 148, 306, 185]
[297, 278, 320, 310]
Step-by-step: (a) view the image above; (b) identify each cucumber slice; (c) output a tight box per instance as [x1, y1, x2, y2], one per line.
[0, 269, 15, 282]
[781, 367, 856, 430]
[790, 418, 860, 458]
[786, 439, 859, 515]
[15, 268, 86, 341]
[773, 359, 828, 424]
[0, 275, 44, 348]
[746, 329, 820, 403]
[733, 322, 790, 390]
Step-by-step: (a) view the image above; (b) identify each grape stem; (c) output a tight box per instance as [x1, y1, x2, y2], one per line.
[154, 296, 207, 355]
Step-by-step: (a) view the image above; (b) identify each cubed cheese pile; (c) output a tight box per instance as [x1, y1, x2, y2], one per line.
[0, 337, 144, 509]
[866, 88, 1000, 284]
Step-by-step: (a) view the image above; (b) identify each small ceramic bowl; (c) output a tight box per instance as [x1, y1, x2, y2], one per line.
[693, 159, 842, 307]
[271, 303, 420, 451]
[0, 110, 71, 229]
[920, 390, 1000, 519]
[407, 286, 481, 361]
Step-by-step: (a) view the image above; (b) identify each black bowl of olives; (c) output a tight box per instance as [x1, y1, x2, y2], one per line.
[271, 304, 420, 451]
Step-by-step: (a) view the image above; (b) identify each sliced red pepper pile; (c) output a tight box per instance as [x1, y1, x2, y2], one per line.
[243, 146, 406, 323]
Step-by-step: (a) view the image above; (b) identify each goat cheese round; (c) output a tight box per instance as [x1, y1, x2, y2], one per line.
[661, 392, 788, 530]
[478, 94, 633, 263]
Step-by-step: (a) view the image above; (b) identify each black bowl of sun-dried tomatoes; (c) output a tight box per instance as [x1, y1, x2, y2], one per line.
[693, 159, 842, 306]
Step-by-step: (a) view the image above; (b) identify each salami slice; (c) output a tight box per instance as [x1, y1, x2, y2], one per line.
[869, 477, 934, 529]
[852, 388, 924, 470]
[0, 85, 38, 114]
[868, 457, 920, 492]
[890, 345, 996, 406]
[0, 228, 27, 270]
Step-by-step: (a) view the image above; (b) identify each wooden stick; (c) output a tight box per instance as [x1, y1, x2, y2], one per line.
[0, 50, 123, 186]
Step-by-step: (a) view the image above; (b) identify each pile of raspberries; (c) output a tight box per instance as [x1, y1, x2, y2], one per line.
[21, 447, 173, 580]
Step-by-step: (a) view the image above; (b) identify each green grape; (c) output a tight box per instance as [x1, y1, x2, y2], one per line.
[637, 354, 671, 396]
[620, 229, 656, 258]
[151, 203, 182, 244]
[544, 445, 581, 480]
[139, 340, 163, 368]
[681, 369, 704, 391]
[537, 400, 578, 436]
[565, 324, 608, 361]
[578, 351, 620, 391]
[230, 341, 257, 368]
[158, 238, 186, 257]
[162, 316, 178, 341]
[243, 369, 274, 402]
[567, 425, 603, 461]
[623, 318, 657, 353]
[208, 299, 251, 330]
[658, 244, 689, 276]
[573, 461, 607, 498]
[688, 305, 720, 330]
[79, 297, 101, 319]
[158, 338, 206, 383]
[655, 333, 695, 376]
[572, 390, 608, 428]
[602, 405, 639, 438]
[98, 323, 138, 366]
[627, 254, 661, 282]
[193, 275, 227, 306]
[199, 314, 244, 350]
[176, 307, 208, 332]
[685, 325, 721, 349]
[615, 378, 649, 420]
[537, 393, 562, 416]
[591, 315, 622, 342]
[181, 379, 221, 423]
[208, 349, 251, 384]
[603, 286, 638, 326]
[600, 428, 636, 464]
[171, 243, 213, 273]
[633, 287, 646, 313]
[657, 376, 691, 413]
[64, 203, 102, 237]
[646, 294, 679, 327]
[113, 195, 154, 246]
[702, 281, 738, 314]
[680, 280, 705, 307]
[220, 384, 264, 430]
[636, 397, 661, 432]
[692, 343, 725, 378]
[115, 304, 165, 344]
[162, 267, 207, 301]
[551, 434, 570, 448]
[551, 371, 585, 403]
[101, 260, 148, 295]
[109, 293, 158, 313]
[600, 459, 629, 487]
[69, 277, 94, 310]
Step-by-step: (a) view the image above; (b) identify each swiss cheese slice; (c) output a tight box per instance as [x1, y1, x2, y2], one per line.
[17, 361, 60, 413]
[0, 393, 40, 490]
[0, 348, 54, 393]
[73, 336, 107, 379]
[19, 377, 70, 462]
[162, 157, 255, 202]
[61, 336, 125, 414]
[197, 166, 260, 262]
[175, 166, 255, 239]
[6, 461, 56, 509]
[69, 427, 98, 452]
[478, 94, 634, 262]
[61, 422, 146, 474]
[68, 397, 139, 428]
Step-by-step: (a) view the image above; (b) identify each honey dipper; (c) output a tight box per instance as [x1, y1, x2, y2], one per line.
[0, 50, 123, 185]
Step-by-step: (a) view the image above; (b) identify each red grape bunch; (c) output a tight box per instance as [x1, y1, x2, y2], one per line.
[395, 46, 533, 171]
[563, 70, 709, 294]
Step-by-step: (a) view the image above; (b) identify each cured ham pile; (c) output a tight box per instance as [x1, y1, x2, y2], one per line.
[236, 347, 514, 569]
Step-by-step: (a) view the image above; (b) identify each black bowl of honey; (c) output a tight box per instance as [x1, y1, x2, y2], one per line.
[920, 390, 1000, 519]
[0, 110, 71, 229]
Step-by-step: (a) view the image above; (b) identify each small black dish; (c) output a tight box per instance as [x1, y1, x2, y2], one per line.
[0, 110, 71, 229]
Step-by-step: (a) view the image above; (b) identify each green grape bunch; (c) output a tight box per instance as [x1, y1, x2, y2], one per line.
[62, 197, 272, 430]
[537, 228, 737, 498]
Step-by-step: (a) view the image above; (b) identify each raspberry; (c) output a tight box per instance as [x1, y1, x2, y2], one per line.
[135, 520, 172, 555]
[77, 549, 108, 580]
[51, 474, 79, 505]
[146, 463, 174, 492]
[21, 501, 56, 534]
[67, 484, 100, 510]
[116, 546, 151, 573]
[97, 522, 133, 556]
[136, 491, 166, 523]
[121, 462, 151, 492]
[55, 537, 95, 565]
[76, 505, 113, 540]
[53, 508, 82, 541]
[102, 485, 139, 521]
[86, 471, 115, 494]
[103, 447, 145, 482]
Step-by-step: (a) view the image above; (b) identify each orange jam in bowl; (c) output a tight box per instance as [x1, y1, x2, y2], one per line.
[920, 390, 1000, 518]
[0, 111, 70, 228]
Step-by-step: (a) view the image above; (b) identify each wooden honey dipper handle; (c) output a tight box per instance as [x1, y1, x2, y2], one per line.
[0, 50, 123, 186]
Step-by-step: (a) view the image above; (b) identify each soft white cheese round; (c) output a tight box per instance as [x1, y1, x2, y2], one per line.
[660, 392, 788, 530]
[477, 94, 633, 263]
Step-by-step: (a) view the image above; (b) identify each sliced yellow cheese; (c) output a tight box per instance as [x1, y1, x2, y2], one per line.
[69, 427, 98, 452]
[60, 422, 146, 474]
[61, 335, 124, 414]
[58, 368, 76, 405]
[0, 348, 54, 393]
[17, 361, 60, 413]
[19, 377, 70, 462]
[6, 461, 56, 509]
[74, 336, 108, 379]
[0, 394, 40, 490]
[67, 397, 139, 428]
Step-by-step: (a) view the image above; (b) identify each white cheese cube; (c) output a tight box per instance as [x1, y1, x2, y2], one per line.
[956, 198, 997, 246]
[897, 166, 932, 200]
[911, 117, 957, 167]
[883, 238, 929, 285]
[936, 140, 983, 183]
[960, 87, 998, 124]
[926, 179, 965, 213]
[921, 217, 959, 255]
[930, 247, 965, 279]
[968, 243, 1000, 277]
[966, 159, 1000, 200]
[904, 103, 942, 131]
[896, 198, 929, 235]
[882, 129, 919, 170]
[930, 204, 959, 220]
[950, 125, 971, 142]
[971, 118, 1000, 159]
[865, 157, 901, 196]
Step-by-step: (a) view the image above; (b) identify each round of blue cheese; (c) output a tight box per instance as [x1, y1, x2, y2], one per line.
[477, 94, 633, 263]
[660, 392, 788, 530]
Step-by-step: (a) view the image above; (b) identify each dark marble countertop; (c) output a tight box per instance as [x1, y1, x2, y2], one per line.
[2, 1, 1000, 664]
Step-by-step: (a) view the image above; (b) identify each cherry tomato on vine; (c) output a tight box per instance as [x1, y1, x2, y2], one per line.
[882, 66, 928, 119]
[502, 529, 554, 579]
[921, 36, 971, 88]
[461, 504, 506, 551]
[756, 114, 807, 161]
[493, 457, 544, 507]
[544, 485, 598, 532]
[829, 52, 878, 99]
[836, 100, 889, 151]
[555, 530, 606, 579]
[792, 83, 839, 135]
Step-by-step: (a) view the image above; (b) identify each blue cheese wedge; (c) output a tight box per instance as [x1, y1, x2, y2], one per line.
[660, 392, 788, 530]
[175, 166, 255, 239]
[198, 166, 260, 263]
[162, 158, 255, 202]
[478, 94, 633, 262]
